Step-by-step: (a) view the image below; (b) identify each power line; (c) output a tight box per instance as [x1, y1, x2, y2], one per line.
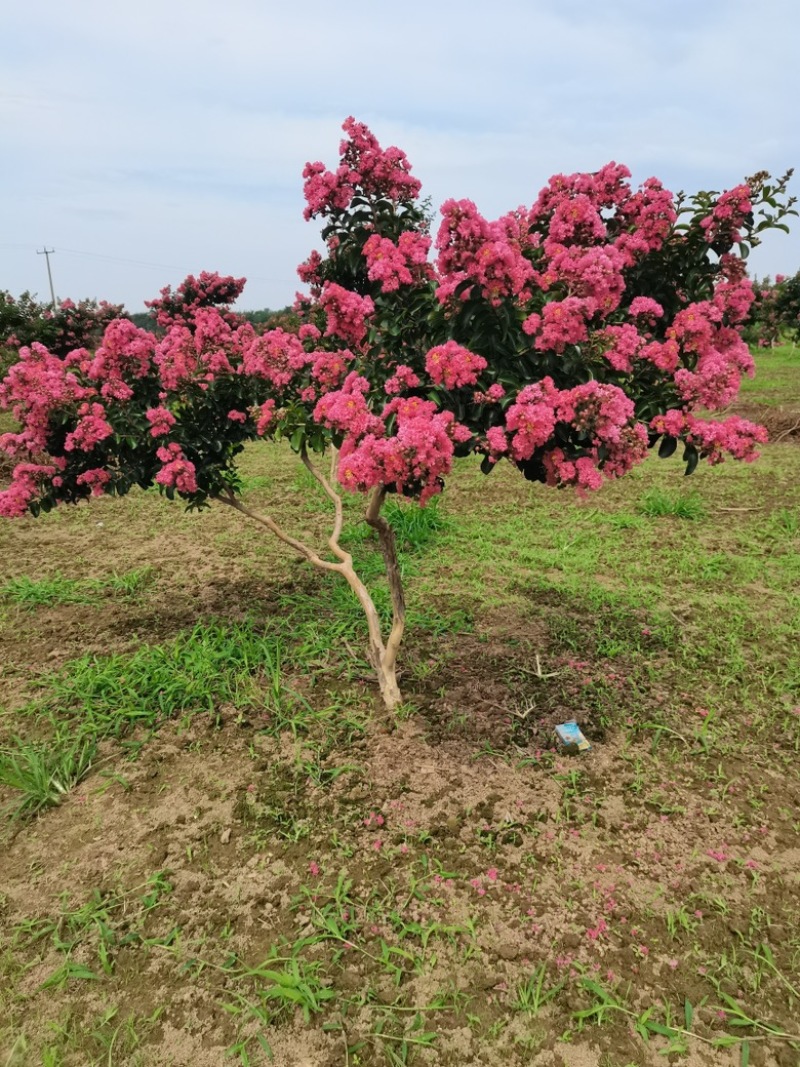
[52, 247, 296, 285]
[36, 247, 57, 309]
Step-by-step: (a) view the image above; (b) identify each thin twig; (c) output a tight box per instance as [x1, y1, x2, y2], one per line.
[774, 419, 800, 444]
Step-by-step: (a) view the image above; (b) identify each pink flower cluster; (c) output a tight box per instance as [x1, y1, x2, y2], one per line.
[145, 272, 246, 331]
[548, 194, 607, 244]
[152, 308, 248, 391]
[504, 378, 560, 461]
[597, 324, 642, 373]
[435, 200, 535, 306]
[303, 116, 421, 220]
[337, 396, 471, 504]
[542, 243, 627, 316]
[523, 297, 591, 353]
[297, 249, 323, 293]
[529, 167, 675, 264]
[155, 442, 198, 493]
[384, 365, 421, 395]
[0, 342, 93, 456]
[651, 410, 767, 463]
[311, 348, 355, 392]
[146, 406, 177, 437]
[314, 373, 383, 438]
[63, 402, 114, 452]
[700, 184, 752, 246]
[615, 179, 677, 258]
[363, 232, 432, 293]
[319, 284, 374, 346]
[503, 378, 648, 488]
[529, 162, 634, 222]
[76, 468, 111, 495]
[424, 341, 487, 389]
[253, 399, 276, 437]
[240, 328, 309, 391]
[0, 463, 60, 517]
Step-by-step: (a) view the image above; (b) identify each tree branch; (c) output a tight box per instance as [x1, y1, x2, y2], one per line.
[215, 489, 343, 574]
[365, 487, 406, 672]
[300, 446, 350, 563]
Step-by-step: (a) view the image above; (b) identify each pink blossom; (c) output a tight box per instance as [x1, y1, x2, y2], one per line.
[534, 298, 591, 354]
[303, 117, 421, 221]
[505, 378, 559, 461]
[146, 407, 176, 437]
[240, 328, 309, 390]
[364, 232, 432, 292]
[64, 402, 114, 453]
[254, 400, 276, 437]
[384, 365, 421, 395]
[0, 464, 59, 517]
[425, 341, 487, 389]
[629, 297, 664, 321]
[76, 468, 112, 495]
[319, 284, 374, 346]
[155, 443, 198, 494]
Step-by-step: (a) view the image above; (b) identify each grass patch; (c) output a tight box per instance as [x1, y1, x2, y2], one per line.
[1, 568, 153, 608]
[638, 487, 706, 520]
[0, 739, 96, 819]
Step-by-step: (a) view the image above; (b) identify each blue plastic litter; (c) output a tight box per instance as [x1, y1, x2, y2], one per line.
[554, 720, 591, 753]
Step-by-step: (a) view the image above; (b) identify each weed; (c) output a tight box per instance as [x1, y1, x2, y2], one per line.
[638, 487, 706, 520]
[0, 568, 153, 608]
[1, 574, 93, 607]
[0, 738, 96, 818]
[513, 963, 565, 1016]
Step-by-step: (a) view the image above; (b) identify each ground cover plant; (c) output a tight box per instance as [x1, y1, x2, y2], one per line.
[0, 343, 799, 1066]
[0, 119, 796, 709]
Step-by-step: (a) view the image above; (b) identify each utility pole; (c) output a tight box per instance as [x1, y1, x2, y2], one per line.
[37, 247, 57, 310]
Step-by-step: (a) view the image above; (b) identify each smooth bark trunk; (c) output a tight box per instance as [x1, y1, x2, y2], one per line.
[215, 454, 405, 712]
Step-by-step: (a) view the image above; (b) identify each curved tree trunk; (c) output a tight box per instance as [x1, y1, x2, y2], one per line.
[215, 452, 406, 713]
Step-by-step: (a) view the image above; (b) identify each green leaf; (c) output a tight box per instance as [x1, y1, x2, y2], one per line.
[684, 999, 693, 1031]
[40, 962, 100, 989]
[740, 1040, 750, 1067]
[645, 1021, 677, 1037]
[658, 436, 678, 459]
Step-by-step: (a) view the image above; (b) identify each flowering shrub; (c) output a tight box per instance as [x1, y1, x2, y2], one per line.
[145, 271, 246, 332]
[745, 270, 800, 347]
[1, 291, 125, 362]
[0, 119, 795, 708]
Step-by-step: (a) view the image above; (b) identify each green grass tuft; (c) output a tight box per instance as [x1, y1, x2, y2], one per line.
[638, 487, 706, 520]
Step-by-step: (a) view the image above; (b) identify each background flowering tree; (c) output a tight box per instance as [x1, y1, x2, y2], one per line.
[144, 271, 247, 332]
[0, 119, 795, 709]
[0, 291, 125, 359]
[746, 271, 800, 348]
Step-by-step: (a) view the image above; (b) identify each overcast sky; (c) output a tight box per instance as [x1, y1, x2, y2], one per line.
[2, 0, 798, 312]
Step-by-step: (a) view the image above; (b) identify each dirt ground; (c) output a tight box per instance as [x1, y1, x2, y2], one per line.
[1, 388, 799, 1065]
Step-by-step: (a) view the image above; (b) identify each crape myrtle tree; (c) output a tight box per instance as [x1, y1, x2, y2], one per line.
[0, 119, 795, 710]
[0, 291, 125, 359]
[748, 271, 800, 347]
